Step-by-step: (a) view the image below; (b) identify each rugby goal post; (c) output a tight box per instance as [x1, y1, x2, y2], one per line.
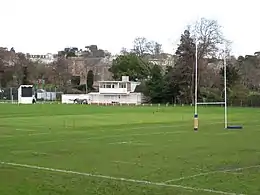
[193, 43, 242, 131]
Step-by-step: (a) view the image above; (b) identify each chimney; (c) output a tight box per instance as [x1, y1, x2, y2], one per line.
[122, 76, 129, 82]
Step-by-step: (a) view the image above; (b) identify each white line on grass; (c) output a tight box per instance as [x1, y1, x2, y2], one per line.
[18, 131, 185, 145]
[109, 141, 132, 145]
[0, 118, 254, 140]
[28, 132, 52, 136]
[0, 161, 244, 195]
[0, 119, 256, 146]
[128, 143, 152, 146]
[112, 161, 140, 165]
[9, 150, 52, 156]
[15, 129, 36, 132]
[164, 164, 260, 183]
[51, 131, 186, 144]
[0, 132, 51, 138]
[0, 135, 17, 138]
[0, 120, 227, 139]
[215, 132, 234, 135]
[0, 130, 186, 148]
[0, 124, 179, 139]
[108, 141, 152, 146]
[10, 150, 34, 154]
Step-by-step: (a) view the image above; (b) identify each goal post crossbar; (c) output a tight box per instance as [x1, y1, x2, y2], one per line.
[196, 102, 225, 105]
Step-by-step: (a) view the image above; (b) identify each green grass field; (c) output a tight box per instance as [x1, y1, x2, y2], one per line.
[0, 104, 259, 195]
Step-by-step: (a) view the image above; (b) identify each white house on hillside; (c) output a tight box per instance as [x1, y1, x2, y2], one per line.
[28, 53, 57, 64]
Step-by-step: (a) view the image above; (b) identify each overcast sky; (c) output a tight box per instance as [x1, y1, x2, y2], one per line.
[1, 0, 259, 56]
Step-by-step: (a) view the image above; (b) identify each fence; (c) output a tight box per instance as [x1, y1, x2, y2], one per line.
[36, 88, 63, 102]
[0, 87, 63, 103]
[1, 86, 260, 107]
[0, 87, 18, 103]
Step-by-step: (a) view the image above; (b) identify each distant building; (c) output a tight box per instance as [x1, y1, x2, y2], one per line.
[145, 53, 176, 71]
[27, 53, 57, 64]
[61, 76, 143, 105]
[67, 55, 115, 87]
[88, 76, 142, 105]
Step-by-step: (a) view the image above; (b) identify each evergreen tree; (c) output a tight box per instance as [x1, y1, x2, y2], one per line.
[22, 66, 29, 85]
[173, 30, 196, 104]
[145, 65, 164, 103]
[163, 66, 179, 104]
[87, 70, 94, 91]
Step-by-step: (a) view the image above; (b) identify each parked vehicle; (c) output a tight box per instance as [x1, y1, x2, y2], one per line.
[73, 98, 88, 104]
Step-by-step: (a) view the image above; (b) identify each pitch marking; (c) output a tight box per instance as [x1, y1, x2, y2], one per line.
[15, 129, 36, 132]
[164, 164, 260, 183]
[112, 161, 139, 165]
[27, 131, 186, 145]
[0, 120, 226, 139]
[109, 141, 152, 146]
[0, 161, 244, 195]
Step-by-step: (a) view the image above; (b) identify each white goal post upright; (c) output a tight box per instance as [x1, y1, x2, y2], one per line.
[193, 38, 199, 131]
[223, 47, 228, 129]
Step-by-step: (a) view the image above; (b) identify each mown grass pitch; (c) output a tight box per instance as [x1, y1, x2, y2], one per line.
[0, 104, 259, 195]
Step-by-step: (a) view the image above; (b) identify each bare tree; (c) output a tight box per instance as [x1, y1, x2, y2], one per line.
[190, 18, 230, 59]
[132, 37, 162, 57]
[185, 18, 231, 101]
[0, 49, 6, 88]
[146, 41, 162, 56]
[52, 57, 72, 92]
[120, 47, 129, 55]
[238, 55, 260, 90]
[12, 53, 35, 85]
[133, 37, 148, 56]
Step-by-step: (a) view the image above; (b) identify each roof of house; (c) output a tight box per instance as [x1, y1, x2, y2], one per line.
[88, 92, 130, 95]
[98, 81, 130, 83]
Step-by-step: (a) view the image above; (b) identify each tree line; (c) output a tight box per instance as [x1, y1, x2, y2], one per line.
[0, 46, 98, 94]
[109, 18, 260, 106]
[1, 18, 260, 106]
[0, 49, 69, 92]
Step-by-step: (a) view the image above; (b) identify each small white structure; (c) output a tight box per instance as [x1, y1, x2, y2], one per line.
[18, 85, 34, 104]
[88, 76, 142, 105]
